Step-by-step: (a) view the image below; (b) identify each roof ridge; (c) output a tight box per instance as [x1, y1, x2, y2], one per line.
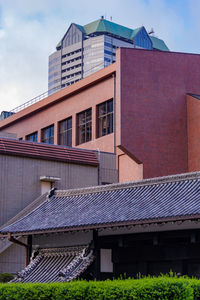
[55, 171, 200, 197]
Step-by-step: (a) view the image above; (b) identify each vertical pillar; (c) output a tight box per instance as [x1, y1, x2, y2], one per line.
[54, 122, 58, 145]
[27, 235, 32, 265]
[92, 229, 100, 280]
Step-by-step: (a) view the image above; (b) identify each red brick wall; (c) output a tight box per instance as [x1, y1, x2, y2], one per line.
[119, 48, 200, 178]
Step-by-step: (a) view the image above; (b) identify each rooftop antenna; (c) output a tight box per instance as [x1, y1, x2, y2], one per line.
[148, 28, 154, 35]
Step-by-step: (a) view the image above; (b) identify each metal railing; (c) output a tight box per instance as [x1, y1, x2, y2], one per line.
[1, 61, 106, 119]
[10, 85, 62, 114]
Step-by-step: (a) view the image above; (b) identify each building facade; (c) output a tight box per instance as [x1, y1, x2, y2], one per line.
[48, 18, 169, 92]
[1, 49, 200, 180]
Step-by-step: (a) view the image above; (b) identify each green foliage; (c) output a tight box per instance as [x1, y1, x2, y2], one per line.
[0, 276, 198, 300]
[0, 273, 14, 283]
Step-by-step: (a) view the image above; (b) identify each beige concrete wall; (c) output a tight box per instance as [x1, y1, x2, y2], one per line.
[0, 154, 98, 226]
[116, 147, 143, 183]
[0, 151, 118, 273]
[98, 151, 118, 184]
[0, 154, 97, 274]
[0, 238, 26, 273]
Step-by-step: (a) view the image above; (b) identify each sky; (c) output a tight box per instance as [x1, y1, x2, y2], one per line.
[0, 0, 200, 112]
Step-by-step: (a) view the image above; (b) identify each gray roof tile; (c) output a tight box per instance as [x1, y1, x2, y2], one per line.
[2, 172, 200, 235]
[12, 246, 94, 283]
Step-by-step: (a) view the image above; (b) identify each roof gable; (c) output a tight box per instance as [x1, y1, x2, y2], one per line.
[57, 23, 84, 50]
[133, 26, 153, 49]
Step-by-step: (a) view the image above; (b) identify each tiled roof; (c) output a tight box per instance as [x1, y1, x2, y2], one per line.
[12, 246, 94, 283]
[2, 172, 200, 235]
[0, 138, 98, 166]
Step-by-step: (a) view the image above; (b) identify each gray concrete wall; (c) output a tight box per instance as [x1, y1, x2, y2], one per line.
[0, 154, 97, 274]
[0, 132, 17, 138]
[0, 238, 27, 273]
[0, 151, 117, 273]
[0, 154, 98, 226]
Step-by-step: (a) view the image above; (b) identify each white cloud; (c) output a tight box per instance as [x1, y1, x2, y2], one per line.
[0, 0, 199, 112]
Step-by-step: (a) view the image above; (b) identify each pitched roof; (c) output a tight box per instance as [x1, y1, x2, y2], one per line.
[58, 19, 168, 51]
[0, 138, 98, 166]
[83, 19, 136, 41]
[12, 246, 94, 283]
[2, 172, 200, 236]
[150, 36, 169, 51]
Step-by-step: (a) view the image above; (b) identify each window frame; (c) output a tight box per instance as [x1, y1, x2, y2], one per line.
[25, 131, 38, 142]
[58, 117, 72, 147]
[41, 125, 54, 144]
[97, 99, 113, 138]
[77, 108, 92, 145]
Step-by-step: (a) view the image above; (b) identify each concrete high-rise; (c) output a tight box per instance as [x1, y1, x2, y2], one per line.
[48, 18, 169, 92]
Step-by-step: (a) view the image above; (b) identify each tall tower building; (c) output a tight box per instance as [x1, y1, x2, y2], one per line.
[48, 18, 169, 92]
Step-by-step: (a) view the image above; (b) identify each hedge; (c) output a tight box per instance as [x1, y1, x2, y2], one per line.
[0, 276, 197, 300]
[0, 273, 14, 283]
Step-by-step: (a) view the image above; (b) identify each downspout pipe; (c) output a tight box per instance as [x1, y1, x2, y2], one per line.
[8, 232, 30, 266]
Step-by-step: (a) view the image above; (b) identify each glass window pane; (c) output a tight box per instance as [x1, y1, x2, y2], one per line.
[97, 99, 113, 138]
[67, 118, 72, 129]
[42, 125, 54, 144]
[107, 100, 113, 113]
[77, 109, 92, 145]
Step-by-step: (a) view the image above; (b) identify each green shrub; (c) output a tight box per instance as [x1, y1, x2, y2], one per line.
[0, 276, 195, 300]
[188, 278, 200, 300]
[0, 273, 14, 283]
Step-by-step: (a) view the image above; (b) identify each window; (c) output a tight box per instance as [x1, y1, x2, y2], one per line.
[104, 49, 113, 56]
[97, 99, 113, 137]
[58, 117, 72, 146]
[41, 125, 54, 144]
[26, 132, 38, 142]
[77, 109, 92, 145]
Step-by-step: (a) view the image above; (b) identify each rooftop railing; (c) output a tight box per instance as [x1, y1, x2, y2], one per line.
[0, 86, 62, 121]
[0, 61, 106, 120]
[10, 85, 62, 114]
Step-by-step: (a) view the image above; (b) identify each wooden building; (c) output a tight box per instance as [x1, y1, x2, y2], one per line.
[1, 172, 200, 281]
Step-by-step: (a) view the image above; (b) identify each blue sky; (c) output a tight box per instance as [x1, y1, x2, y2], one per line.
[0, 0, 200, 112]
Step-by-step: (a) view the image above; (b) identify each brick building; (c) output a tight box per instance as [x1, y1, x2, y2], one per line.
[1, 48, 200, 180]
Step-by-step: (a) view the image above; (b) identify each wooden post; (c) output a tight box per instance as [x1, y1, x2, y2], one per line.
[92, 229, 100, 280]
